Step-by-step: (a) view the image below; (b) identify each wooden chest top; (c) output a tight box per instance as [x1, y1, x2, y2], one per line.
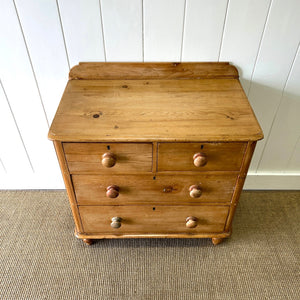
[48, 62, 263, 142]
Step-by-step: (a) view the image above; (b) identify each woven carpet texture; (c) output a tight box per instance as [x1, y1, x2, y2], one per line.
[0, 190, 299, 299]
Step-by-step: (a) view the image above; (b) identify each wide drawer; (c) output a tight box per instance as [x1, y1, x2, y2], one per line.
[72, 174, 237, 205]
[157, 142, 246, 171]
[64, 143, 152, 173]
[79, 205, 229, 234]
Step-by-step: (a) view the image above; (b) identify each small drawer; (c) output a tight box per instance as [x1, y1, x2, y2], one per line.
[63, 143, 152, 174]
[79, 205, 229, 234]
[72, 173, 237, 205]
[157, 142, 246, 171]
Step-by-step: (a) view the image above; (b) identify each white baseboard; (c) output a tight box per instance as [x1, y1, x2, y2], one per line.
[244, 173, 300, 190]
[0, 172, 65, 190]
[1, 172, 299, 190]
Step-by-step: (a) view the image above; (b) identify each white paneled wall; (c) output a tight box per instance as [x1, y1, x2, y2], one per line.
[58, 0, 105, 65]
[182, 0, 228, 61]
[247, 0, 300, 173]
[219, 0, 272, 93]
[0, 0, 299, 189]
[144, 0, 185, 61]
[101, 0, 143, 61]
[15, 0, 69, 123]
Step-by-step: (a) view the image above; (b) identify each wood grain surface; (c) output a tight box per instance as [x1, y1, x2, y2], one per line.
[158, 142, 246, 171]
[63, 142, 152, 173]
[49, 78, 263, 142]
[48, 62, 263, 243]
[53, 141, 83, 233]
[78, 205, 229, 234]
[69, 62, 238, 80]
[225, 141, 257, 232]
[72, 173, 237, 205]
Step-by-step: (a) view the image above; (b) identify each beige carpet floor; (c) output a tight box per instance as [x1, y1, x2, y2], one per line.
[0, 190, 299, 299]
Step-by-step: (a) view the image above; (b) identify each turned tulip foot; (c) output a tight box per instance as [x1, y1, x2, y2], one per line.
[212, 238, 223, 245]
[83, 238, 93, 245]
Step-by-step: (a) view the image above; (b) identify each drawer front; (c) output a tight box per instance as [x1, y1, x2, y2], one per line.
[64, 143, 152, 173]
[157, 142, 246, 171]
[79, 205, 229, 234]
[73, 174, 237, 205]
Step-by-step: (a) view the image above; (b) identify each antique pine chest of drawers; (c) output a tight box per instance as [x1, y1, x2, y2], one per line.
[48, 62, 263, 246]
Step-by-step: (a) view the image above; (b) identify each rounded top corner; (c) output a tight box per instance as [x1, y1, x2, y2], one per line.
[228, 63, 239, 78]
[69, 63, 82, 80]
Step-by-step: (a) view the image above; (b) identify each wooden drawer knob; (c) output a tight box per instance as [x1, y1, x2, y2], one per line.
[193, 153, 207, 167]
[111, 217, 122, 228]
[186, 216, 198, 228]
[106, 185, 119, 198]
[189, 185, 202, 198]
[102, 152, 116, 168]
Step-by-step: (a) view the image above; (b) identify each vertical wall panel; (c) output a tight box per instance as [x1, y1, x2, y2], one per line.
[15, 0, 69, 123]
[0, 82, 32, 173]
[259, 47, 300, 171]
[144, 0, 185, 61]
[0, 0, 60, 178]
[182, 0, 228, 61]
[220, 0, 271, 93]
[287, 137, 300, 171]
[101, 0, 142, 61]
[0, 159, 5, 174]
[58, 0, 105, 66]
[247, 0, 300, 172]
[0, 1, 300, 188]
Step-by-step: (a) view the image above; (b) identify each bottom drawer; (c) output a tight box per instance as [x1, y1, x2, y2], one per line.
[79, 205, 229, 234]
